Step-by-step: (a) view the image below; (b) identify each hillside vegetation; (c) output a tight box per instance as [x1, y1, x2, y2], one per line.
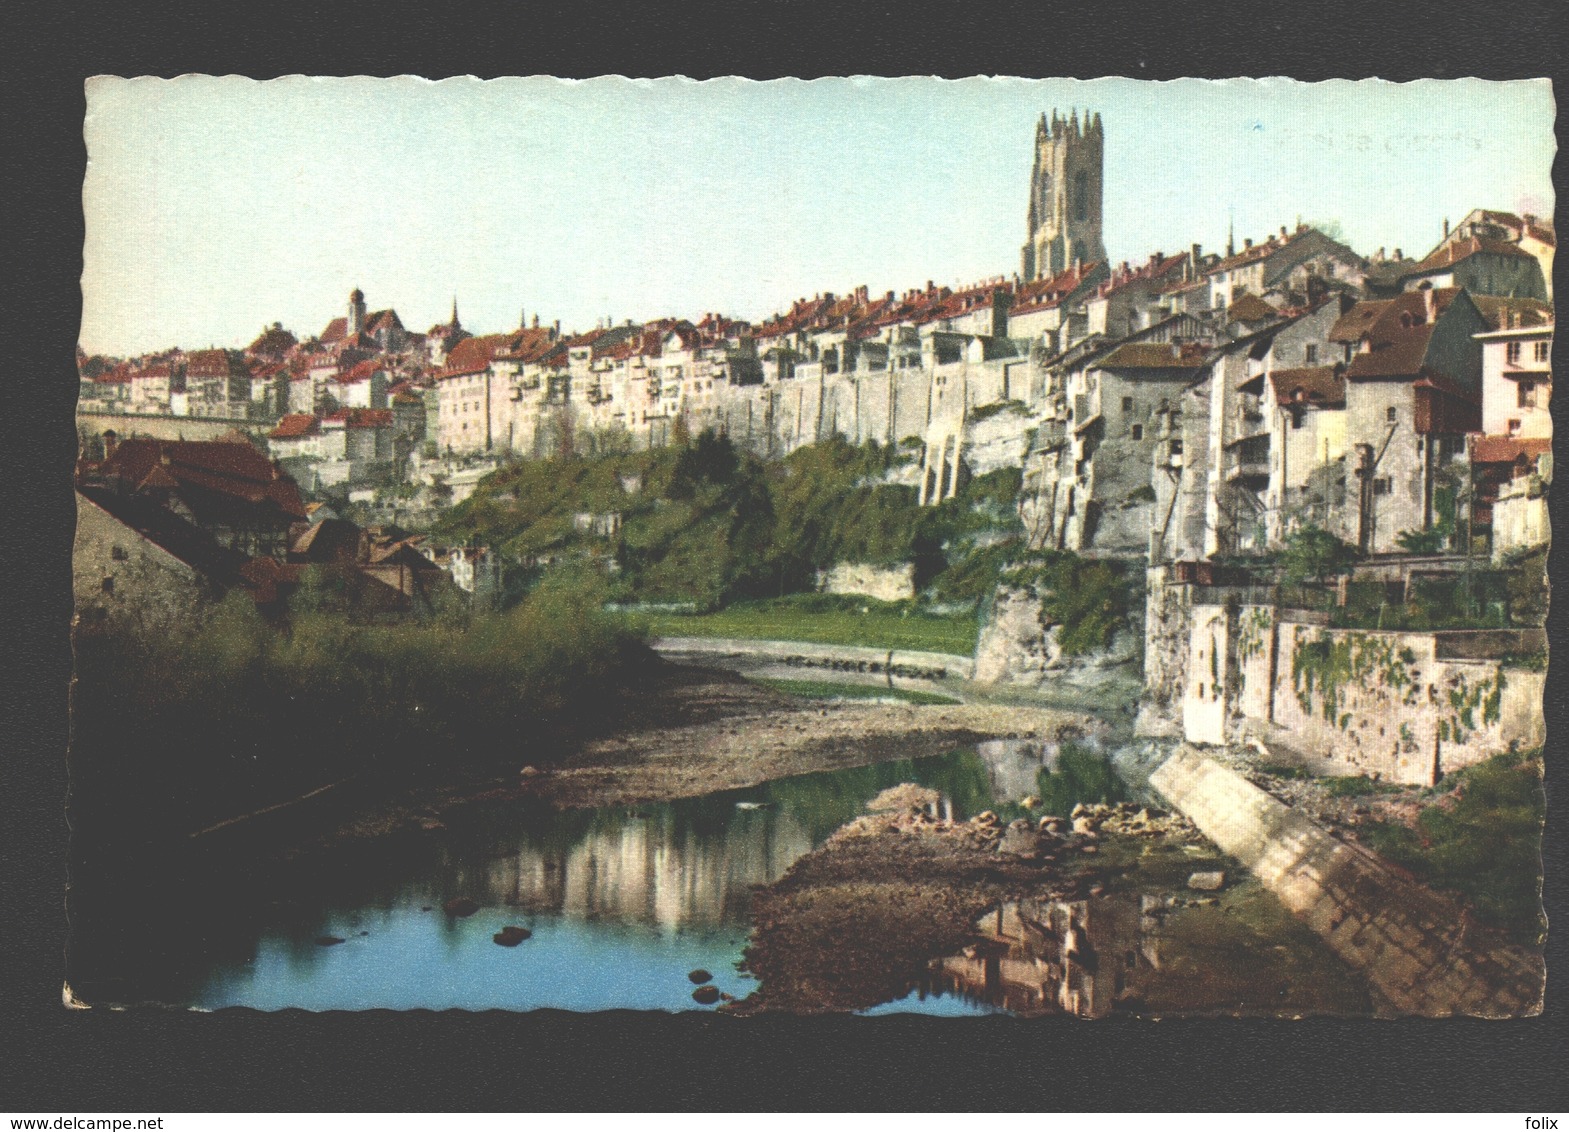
[434, 431, 1027, 610]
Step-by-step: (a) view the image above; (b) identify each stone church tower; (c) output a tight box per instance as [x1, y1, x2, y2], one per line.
[1021, 109, 1107, 281]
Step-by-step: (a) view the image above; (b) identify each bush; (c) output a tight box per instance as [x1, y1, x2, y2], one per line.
[1280, 525, 1357, 585]
[1360, 749, 1545, 944]
[71, 575, 650, 833]
[1005, 551, 1134, 657]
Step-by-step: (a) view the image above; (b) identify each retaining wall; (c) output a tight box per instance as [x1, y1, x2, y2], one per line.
[1150, 747, 1542, 1017]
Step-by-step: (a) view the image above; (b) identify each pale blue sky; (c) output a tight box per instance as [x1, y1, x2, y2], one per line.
[82, 76, 1555, 357]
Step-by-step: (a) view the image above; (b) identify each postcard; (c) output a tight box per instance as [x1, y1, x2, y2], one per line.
[70, 75, 1551, 1016]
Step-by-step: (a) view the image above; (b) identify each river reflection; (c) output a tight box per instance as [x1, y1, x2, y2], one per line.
[137, 744, 1112, 1013]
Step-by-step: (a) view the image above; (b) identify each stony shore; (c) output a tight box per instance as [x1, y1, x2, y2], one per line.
[728, 791, 1179, 1015]
[305, 662, 1099, 848]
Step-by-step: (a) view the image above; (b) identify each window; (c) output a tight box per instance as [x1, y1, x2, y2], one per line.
[1518, 382, 1536, 409]
[1131, 424, 1143, 440]
[1535, 340, 1551, 363]
[1073, 170, 1089, 222]
[1122, 396, 1134, 412]
[1506, 341, 1522, 364]
[1373, 477, 1391, 496]
[1507, 419, 1522, 436]
[1170, 440, 1184, 455]
[1304, 344, 1318, 364]
[1386, 406, 1398, 422]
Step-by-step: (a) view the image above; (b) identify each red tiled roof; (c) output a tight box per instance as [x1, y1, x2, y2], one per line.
[441, 333, 513, 377]
[268, 413, 320, 440]
[1469, 435, 1552, 465]
[323, 408, 394, 428]
[1205, 232, 1298, 276]
[95, 438, 306, 519]
[1268, 366, 1345, 406]
[494, 327, 558, 363]
[1341, 289, 1466, 380]
[321, 316, 349, 343]
[365, 309, 403, 334]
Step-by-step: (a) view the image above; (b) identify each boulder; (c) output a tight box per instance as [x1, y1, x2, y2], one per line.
[974, 810, 999, 827]
[493, 925, 532, 946]
[443, 897, 480, 917]
[688, 969, 713, 984]
[1187, 871, 1226, 892]
[691, 985, 721, 1005]
[1072, 816, 1098, 835]
[996, 825, 1041, 858]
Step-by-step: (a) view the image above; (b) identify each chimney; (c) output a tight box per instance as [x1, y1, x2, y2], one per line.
[553, 319, 561, 340]
[1280, 226, 1288, 240]
[1422, 283, 1435, 323]
[1394, 248, 1403, 261]
[1244, 238, 1253, 250]
[1443, 217, 1450, 238]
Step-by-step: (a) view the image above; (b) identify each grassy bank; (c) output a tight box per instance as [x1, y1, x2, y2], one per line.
[1360, 749, 1546, 944]
[638, 594, 980, 655]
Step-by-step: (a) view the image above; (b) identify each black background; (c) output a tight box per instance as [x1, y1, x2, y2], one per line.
[5, 0, 1567, 1112]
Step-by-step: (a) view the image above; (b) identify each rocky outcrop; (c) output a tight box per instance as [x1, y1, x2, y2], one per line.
[973, 584, 1141, 694]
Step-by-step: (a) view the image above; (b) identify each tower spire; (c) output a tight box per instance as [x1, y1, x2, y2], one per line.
[450, 295, 460, 328]
[1227, 210, 1236, 258]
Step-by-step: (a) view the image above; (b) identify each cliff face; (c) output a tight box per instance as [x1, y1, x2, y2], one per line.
[972, 583, 1142, 707]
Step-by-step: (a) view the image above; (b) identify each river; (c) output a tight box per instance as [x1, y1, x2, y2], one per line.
[74, 739, 1117, 1014]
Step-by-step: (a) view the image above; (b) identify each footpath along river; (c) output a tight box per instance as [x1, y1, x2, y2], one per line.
[66, 660, 1372, 1015]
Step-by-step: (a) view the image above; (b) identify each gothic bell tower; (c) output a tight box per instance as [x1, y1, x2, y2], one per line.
[1021, 109, 1107, 281]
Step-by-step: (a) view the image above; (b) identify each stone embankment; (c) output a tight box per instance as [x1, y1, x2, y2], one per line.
[1149, 747, 1543, 1017]
[652, 636, 974, 681]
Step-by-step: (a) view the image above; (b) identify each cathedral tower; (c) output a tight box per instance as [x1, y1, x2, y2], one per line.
[1021, 109, 1107, 281]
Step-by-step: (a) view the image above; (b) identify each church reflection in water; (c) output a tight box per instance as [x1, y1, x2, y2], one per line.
[927, 893, 1164, 1017]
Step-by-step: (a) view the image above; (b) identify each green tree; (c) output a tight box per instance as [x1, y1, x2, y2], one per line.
[1280, 525, 1358, 585]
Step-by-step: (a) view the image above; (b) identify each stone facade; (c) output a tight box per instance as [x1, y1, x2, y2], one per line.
[1176, 600, 1544, 785]
[74, 491, 214, 635]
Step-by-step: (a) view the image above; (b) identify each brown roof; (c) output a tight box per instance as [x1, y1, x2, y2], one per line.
[1402, 236, 1536, 277]
[1226, 293, 1279, 323]
[1096, 342, 1207, 370]
[247, 326, 298, 358]
[441, 333, 513, 377]
[1469, 435, 1552, 466]
[1268, 366, 1345, 407]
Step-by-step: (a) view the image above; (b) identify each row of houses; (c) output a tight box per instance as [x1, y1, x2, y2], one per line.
[73, 433, 500, 633]
[1022, 268, 1551, 564]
